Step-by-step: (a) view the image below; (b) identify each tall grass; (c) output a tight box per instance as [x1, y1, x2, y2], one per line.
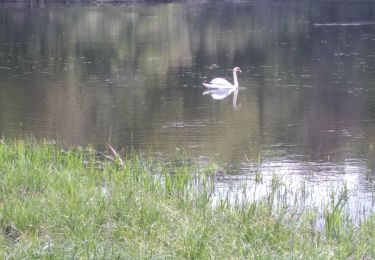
[0, 140, 374, 258]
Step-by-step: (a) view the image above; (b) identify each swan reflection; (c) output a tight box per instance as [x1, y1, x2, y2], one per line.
[203, 88, 240, 109]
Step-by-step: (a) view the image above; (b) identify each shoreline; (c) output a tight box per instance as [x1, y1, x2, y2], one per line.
[0, 140, 374, 258]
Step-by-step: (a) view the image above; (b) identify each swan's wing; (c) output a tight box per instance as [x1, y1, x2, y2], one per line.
[203, 78, 233, 89]
[210, 78, 232, 87]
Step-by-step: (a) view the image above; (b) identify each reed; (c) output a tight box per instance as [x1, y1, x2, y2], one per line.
[0, 140, 374, 258]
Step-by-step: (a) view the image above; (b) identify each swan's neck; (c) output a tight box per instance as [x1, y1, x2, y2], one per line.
[233, 70, 239, 88]
[233, 88, 239, 109]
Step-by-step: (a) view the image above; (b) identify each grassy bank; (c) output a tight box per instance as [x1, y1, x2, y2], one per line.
[0, 140, 375, 258]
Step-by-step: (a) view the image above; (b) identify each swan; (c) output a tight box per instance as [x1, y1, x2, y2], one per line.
[203, 67, 242, 89]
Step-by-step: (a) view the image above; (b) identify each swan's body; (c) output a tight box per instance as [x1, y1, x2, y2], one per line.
[203, 67, 242, 89]
[204, 78, 233, 89]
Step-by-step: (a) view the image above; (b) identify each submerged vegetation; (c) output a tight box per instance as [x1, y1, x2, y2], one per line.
[0, 140, 375, 258]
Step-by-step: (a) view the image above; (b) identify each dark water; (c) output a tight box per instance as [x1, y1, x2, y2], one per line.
[1, 2, 375, 219]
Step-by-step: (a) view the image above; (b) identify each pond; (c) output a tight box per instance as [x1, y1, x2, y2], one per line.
[1, 2, 375, 220]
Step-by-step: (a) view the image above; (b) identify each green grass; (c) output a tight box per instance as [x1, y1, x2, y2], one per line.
[0, 140, 375, 258]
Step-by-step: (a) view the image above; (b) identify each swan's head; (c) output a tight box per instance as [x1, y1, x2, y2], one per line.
[234, 67, 242, 73]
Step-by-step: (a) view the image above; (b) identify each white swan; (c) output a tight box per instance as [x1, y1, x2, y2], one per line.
[203, 67, 242, 89]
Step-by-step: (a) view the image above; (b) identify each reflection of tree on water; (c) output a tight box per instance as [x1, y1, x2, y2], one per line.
[1, 3, 375, 163]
